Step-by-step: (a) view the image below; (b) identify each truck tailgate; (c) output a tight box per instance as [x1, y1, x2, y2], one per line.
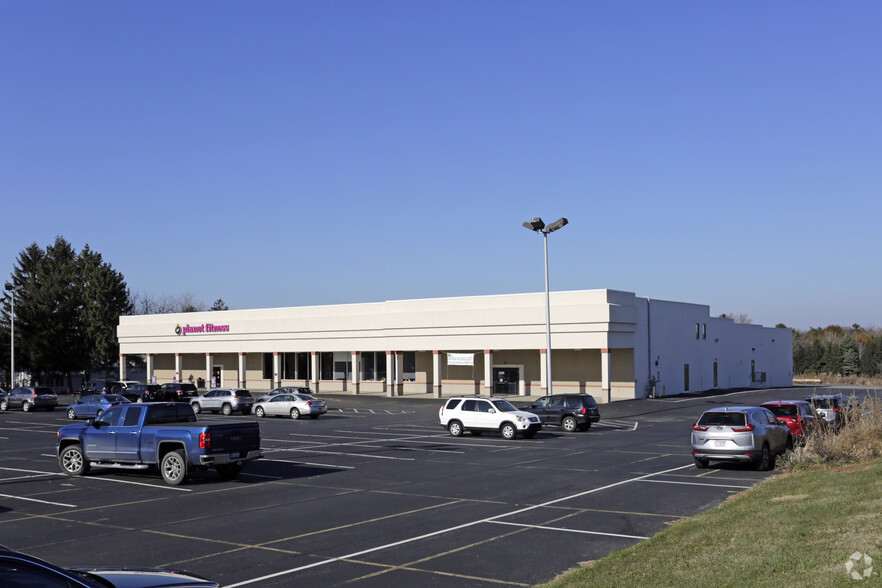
[205, 422, 260, 455]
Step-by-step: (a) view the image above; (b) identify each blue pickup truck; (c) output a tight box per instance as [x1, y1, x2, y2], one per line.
[56, 402, 262, 485]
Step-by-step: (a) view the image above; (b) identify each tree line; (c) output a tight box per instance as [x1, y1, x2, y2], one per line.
[792, 324, 882, 377]
[1, 237, 227, 389]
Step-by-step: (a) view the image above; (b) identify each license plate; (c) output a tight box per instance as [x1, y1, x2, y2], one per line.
[715, 440, 726, 447]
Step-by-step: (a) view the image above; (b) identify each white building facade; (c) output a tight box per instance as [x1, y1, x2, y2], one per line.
[116, 289, 792, 403]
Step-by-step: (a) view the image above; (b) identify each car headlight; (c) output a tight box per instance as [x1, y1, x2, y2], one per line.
[516, 415, 526, 423]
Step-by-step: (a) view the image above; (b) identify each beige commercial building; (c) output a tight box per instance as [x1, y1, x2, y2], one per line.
[117, 289, 793, 403]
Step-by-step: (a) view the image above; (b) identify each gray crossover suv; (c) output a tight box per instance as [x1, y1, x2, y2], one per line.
[691, 406, 793, 470]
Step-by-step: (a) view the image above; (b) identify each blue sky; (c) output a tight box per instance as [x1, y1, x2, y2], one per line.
[2, 2, 880, 331]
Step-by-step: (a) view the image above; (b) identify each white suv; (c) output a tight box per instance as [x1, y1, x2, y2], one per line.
[439, 397, 542, 439]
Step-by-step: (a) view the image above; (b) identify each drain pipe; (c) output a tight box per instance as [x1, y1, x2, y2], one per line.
[645, 297, 652, 398]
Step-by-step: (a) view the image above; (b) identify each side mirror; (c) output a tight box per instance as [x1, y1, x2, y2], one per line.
[488, 408, 496, 414]
[90, 418, 101, 429]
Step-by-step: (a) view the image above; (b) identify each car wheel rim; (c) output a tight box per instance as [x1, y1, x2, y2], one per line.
[63, 450, 82, 473]
[563, 418, 576, 432]
[68, 409, 76, 419]
[164, 457, 182, 481]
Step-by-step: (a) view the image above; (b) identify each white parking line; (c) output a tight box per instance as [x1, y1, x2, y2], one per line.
[0, 493, 76, 508]
[639, 479, 752, 489]
[489, 520, 648, 540]
[223, 463, 695, 587]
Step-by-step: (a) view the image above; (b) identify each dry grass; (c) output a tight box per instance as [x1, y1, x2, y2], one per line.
[780, 396, 882, 470]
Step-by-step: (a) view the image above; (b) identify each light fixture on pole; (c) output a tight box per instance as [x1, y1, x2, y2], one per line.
[522, 217, 568, 396]
[4, 283, 23, 389]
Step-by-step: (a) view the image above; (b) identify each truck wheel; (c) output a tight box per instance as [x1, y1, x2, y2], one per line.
[161, 450, 188, 486]
[59, 445, 90, 476]
[255, 406, 265, 418]
[222, 404, 233, 416]
[216, 464, 242, 480]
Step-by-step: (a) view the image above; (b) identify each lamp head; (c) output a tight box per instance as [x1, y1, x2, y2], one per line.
[523, 217, 545, 232]
[546, 217, 569, 232]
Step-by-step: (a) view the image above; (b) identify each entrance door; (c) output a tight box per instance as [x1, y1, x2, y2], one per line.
[212, 366, 222, 388]
[493, 367, 519, 396]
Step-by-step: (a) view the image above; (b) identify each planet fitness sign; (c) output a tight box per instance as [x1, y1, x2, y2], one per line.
[175, 323, 230, 336]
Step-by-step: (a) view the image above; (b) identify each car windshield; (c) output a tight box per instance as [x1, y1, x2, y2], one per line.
[697, 412, 747, 427]
[490, 399, 518, 412]
[765, 405, 797, 417]
[809, 397, 840, 409]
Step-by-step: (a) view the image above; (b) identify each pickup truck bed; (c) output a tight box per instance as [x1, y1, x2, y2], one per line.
[56, 402, 262, 485]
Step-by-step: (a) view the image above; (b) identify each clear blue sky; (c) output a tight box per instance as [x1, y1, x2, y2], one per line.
[2, 2, 880, 331]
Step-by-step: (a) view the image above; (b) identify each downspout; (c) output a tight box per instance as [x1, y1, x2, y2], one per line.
[645, 297, 652, 397]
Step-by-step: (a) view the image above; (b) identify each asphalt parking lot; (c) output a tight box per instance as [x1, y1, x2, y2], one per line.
[0, 386, 874, 587]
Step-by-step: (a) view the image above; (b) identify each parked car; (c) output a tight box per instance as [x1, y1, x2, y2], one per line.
[121, 383, 163, 403]
[0, 386, 58, 412]
[760, 400, 826, 439]
[439, 396, 542, 439]
[254, 392, 327, 419]
[57, 402, 262, 485]
[108, 380, 141, 394]
[67, 394, 131, 420]
[191, 388, 254, 415]
[0, 545, 220, 587]
[158, 382, 199, 402]
[691, 406, 793, 470]
[805, 393, 850, 430]
[256, 386, 315, 403]
[520, 393, 600, 432]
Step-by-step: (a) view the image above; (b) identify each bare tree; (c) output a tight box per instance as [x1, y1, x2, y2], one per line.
[719, 313, 753, 324]
[130, 291, 207, 315]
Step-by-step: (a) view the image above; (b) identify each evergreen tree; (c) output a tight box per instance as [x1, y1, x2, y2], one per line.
[839, 335, 859, 376]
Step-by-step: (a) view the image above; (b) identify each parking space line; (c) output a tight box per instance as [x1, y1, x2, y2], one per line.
[488, 520, 648, 540]
[259, 458, 355, 470]
[638, 479, 752, 489]
[0, 493, 76, 508]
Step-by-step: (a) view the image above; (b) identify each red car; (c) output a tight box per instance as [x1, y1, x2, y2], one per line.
[760, 400, 826, 438]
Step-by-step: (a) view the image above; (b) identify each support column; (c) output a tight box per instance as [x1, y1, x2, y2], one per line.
[539, 349, 548, 395]
[385, 351, 394, 397]
[433, 350, 442, 398]
[310, 352, 319, 393]
[483, 350, 493, 396]
[146, 353, 154, 384]
[395, 351, 404, 396]
[174, 353, 182, 384]
[119, 354, 126, 380]
[351, 352, 360, 395]
[238, 352, 246, 388]
[273, 352, 281, 389]
[601, 348, 611, 403]
[205, 353, 212, 388]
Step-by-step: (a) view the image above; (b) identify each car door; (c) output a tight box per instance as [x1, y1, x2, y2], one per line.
[458, 399, 480, 429]
[758, 408, 788, 452]
[201, 390, 220, 411]
[547, 395, 567, 425]
[529, 396, 550, 424]
[470, 399, 499, 431]
[267, 395, 291, 417]
[115, 406, 145, 461]
[82, 406, 126, 461]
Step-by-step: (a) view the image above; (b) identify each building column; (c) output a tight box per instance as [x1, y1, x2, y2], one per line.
[395, 351, 404, 396]
[310, 352, 319, 393]
[119, 354, 126, 380]
[539, 349, 548, 395]
[433, 350, 442, 398]
[385, 351, 394, 397]
[351, 352, 360, 395]
[273, 352, 281, 389]
[484, 350, 493, 396]
[146, 353, 154, 384]
[205, 353, 212, 388]
[174, 353, 182, 384]
[238, 352, 246, 388]
[601, 348, 611, 403]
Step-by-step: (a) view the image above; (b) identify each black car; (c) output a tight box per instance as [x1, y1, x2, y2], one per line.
[521, 393, 600, 432]
[158, 382, 199, 402]
[121, 383, 163, 403]
[0, 545, 219, 587]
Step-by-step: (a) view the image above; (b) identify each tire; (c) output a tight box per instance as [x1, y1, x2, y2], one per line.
[785, 436, 794, 452]
[290, 407, 301, 420]
[447, 420, 463, 437]
[694, 456, 709, 469]
[22, 401, 32, 412]
[67, 407, 76, 420]
[160, 450, 188, 486]
[191, 402, 201, 414]
[216, 464, 242, 480]
[59, 445, 90, 476]
[755, 444, 772, 471]
[72, 393, 81, 402]
[562, 416, 578, 432]
[255, 406, 265, 418]
[500, 423, 517, 440]
[222, 404, 233, 416]
[0, 400, 6, 411]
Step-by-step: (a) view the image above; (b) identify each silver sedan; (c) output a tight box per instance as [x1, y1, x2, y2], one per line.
[253, 393, 327, 420]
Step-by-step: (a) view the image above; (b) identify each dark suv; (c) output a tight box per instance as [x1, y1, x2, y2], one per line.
[121, 383, 163, 403]
[159, 382, 199, 402]
[521, 394, 600, 432]
[0, 386, 58, 412]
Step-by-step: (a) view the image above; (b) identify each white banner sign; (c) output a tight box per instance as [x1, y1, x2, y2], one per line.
[447, 353, 475, 367]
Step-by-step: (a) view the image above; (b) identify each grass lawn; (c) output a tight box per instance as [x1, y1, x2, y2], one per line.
[542, 459, 882, 587]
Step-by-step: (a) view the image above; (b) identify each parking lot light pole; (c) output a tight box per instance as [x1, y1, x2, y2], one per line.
[5, 283, 23, 389]
[522, 217, 568, 396]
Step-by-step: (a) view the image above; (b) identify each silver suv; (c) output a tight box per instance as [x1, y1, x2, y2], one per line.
[0, 386, 58, 412]
[691, 406, 793, 470]
[191, 388, 254, 415]
[439, 397, 541, 439]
